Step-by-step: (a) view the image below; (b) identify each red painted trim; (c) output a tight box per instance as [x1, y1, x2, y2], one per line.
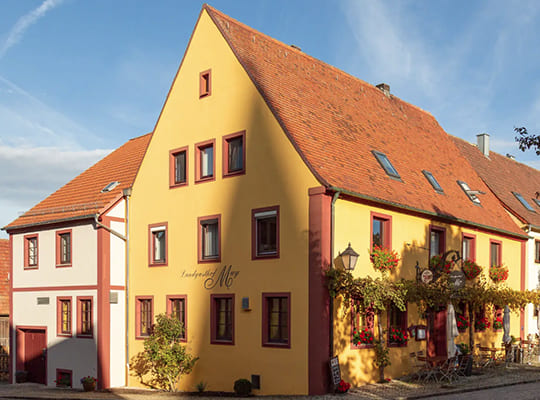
[55, 229, 72, 267]
[194, 139, 216, 184]
[535, 240, 540, 264]
[199, 69, 212, 98]
[308, 187, 332, 395]
[15, 326, 47, 384]
[370, 211, 392, 250]
[222, 130, 246, 178]
[56, 296, 72, 337]
[9, 235, 13, 383]
[13, 285, 98, 292]
[462, 232, 477, 261]
[96, 220, 111, 389]
[490, 239, 503, 267]
[110, 285, 125, 291]
[169, 146, 189, 188]
[56, 368, 72, 388]
[197, 214, 221, 263]
[166, 295, 187, 342]
[148, 222, 168, 267]
[251, 205, 280, 260]
[104, 216, 124, 223]
[210, 294, 235, 345]
[428, 225, 446, 258]
[135, 296, 154, 340]
[262, 292, 291, 348]
[23, 233, 39, 269]
[521, 240, 526, 340]
[77, 296, 93, 338]
[350, 302, 375, 350]
[98, 194, 124, 218]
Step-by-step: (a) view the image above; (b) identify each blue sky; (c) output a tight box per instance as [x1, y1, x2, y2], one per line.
[1, 0, 540, 237]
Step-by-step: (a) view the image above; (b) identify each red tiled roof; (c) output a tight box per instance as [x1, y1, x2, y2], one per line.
[452, 136, 540, 228]
[4, 133, 152, 230]
[204, 6, 524, 237]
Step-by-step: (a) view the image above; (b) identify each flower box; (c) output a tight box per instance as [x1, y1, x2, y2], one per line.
[429, 255, 452, 274]
[370, 246, 400, 273]
[474, 317, 491, 331]
[352, 328, 374, 346]
[462, 260, 482, 280]
[489, 265, 508, 283]
[388, 327, 408, 346]
[456, 314, 469, 332]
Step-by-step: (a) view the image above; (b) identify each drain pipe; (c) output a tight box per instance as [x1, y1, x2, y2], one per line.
[123, 188, 132, 387]
[329, 190, 341, 358]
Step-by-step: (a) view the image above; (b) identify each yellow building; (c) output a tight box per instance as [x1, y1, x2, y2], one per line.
[127, 5, 527, 395]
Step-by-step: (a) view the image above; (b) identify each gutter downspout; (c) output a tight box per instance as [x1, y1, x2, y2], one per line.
[94, 216, 126, 241]
[123, 188, 132, 387]
[329, 190, 341, 358]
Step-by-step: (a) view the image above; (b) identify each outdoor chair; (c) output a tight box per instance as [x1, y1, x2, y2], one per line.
[456, 354, 472, 377]
[475, 345, 497, 368]
[521, 340, 535, 364]
[416, 351, 440, 382]
[437, 356, 459, 383]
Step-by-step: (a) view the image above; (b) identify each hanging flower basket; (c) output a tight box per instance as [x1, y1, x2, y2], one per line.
[370, 246, 400, 273]
[429, 255, 452, 274]
[489, 265, 508, 283]
[493, 317, 503, 330]
[475, 317, 491, 331]
[456, 314, 470, 332]
[389, 327, 408, 345]
[462, 260, 482, 280]
[352, 328, 374, 345]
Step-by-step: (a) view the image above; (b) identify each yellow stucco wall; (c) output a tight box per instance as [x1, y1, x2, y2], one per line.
[333, 198, 524, 385]
[128, 10, 319, 395]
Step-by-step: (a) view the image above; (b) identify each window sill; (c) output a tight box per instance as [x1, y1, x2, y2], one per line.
[135, 335, 150, 341]
[169, 182, 188, 189]
[351, 343, 375, 350]
[195, 176, 215, 184]
[56, 264, 72, 268]
[24, 266, 39, 270]
[387, 342, 408, 348]
[76, 334, 93, 339]
[198, 257, 221, 264]
[253, 252, 279, 260]
[211, 339, 234, 345]
[57, 333, 72, 338]
[262, 342, 290, 349]
[149, 262, 168, 268]
[223, 169, 245, 179]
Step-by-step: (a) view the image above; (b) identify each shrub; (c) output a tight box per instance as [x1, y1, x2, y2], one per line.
[195, 381, 207, 393]
[233, 378, 252, 396]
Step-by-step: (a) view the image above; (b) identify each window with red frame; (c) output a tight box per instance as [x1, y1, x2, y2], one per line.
[56, 230, 72, 266]
[24, 234, 38, 268]
[462, 234, 476, 261]
[136, 297, 153, 338]
[493, 306, 503, 331]
[199, 69, 211, 98]
[429, 227, 445, 258]
[211, 294, 234, 344]
[252, 206, 279, 259]
[196, 141, 215, 182]
[490, 241, 502, 267]
[474, 308, 490, 331]
[169, 147, 187, 187]
[78, 298, 92, 337]
[262, 293, 290, 347]
[199, 216, 220, 262]
[535, 240, 540, 263]
[167, 296, 186, 340]
[57, 297, 71, 336]
[223, 132, 245, 176]
[351, 300, 374, 348]
[56, 369, 72, 388]
[372, 215, 391, 249]
[387, 303, 408, 346]
[150, 226, 167, 264]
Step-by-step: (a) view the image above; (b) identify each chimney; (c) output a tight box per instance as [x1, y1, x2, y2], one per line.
[476, 133, 490, 157]
[376, 83, 390, 97]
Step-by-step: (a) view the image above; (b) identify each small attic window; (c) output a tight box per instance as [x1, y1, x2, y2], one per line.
[199, 69, 211, 98]
[422, 170, 443, 193]
[101, 181, 119, 193]
[457, 180, 482, 205]
[533, 198, 540, 208]
[513, 192, 536, 212]
[372, 150, 400, 180]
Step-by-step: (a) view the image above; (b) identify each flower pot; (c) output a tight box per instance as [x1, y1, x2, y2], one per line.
[82, 381, 96, 392]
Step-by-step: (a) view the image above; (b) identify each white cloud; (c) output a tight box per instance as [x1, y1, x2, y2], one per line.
[0, 0, 64, 59]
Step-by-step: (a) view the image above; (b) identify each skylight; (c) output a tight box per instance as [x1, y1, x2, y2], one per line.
[512, 192, 536, 212]
[372, 150, 400, 179]
[422, 170, 443, 193]
[457, 180, 482, 205]
[533, 199, 540, 208]
[101, 181, 119, 193]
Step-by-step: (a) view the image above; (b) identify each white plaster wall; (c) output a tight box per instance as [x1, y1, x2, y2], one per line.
[109, 220, 126, 287]
[107, 201, 125, 219]
[12, 290, 98, 388]
[526, 231, 540, 336]
[12, 223, 97, 289]
[109, 290, 126, 387]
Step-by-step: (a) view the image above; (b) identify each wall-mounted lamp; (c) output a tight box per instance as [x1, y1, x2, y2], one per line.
[339, 243, 359, 271]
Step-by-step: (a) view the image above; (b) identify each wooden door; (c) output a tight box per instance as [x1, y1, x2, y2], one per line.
[427, 307, 447, 358]
[24, 329, 46, 384]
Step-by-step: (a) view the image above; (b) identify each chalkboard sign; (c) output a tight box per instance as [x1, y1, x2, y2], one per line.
[449, 270, 466, 290]
[329, 356, 341, 386]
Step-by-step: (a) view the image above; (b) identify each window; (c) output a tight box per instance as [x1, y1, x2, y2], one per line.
[148, 223, 167, 266]
[493, 306, 503, 332]
[167, 295, 187, 341]
[512, 192, 536, 212]
[56, 229, 72, 267]
[372, 150, 401, 179]
[55, 369, 72, 388]
[474, 308, 488, 332]
[462, 233, 476, 261]
[422, 170, 443, 193]
[351, 300, 374, 349]
[387, 303, 408, 347]
[534, 198, 540, 208]
[252, 206, 279, 259]
[262, 293, 290, 347]
[195, 140, 215, 183]
[77, 297, 93, 337]
[169, 147, 188, 188]
[536, 240, 540, 264]
[371, 212, 392, 249]
[429, 226, 446, 258]
[101, 181, 119, 193]
[56, 297, 72, 336]
[457, 180, 481, 204]
[199, 69, 211, 98]
[136, 296, 154, 339]
[211, 294, 234, 344]
[24, 234, 38, 269]
[223, 131, 246, 177]
[490, 240, 502, 267]
[198, 215, 221, 262]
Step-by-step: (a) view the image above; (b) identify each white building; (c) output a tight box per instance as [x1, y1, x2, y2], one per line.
[3, 133, 151, 389]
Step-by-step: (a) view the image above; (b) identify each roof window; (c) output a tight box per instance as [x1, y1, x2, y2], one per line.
[422, 170, 443, 193]
[512, 192, 536, 212]
[372, 151, 400, 180]
[101, 181, 119, 193]
[457, 180, 483, 205]
[533, 198, 540, 208]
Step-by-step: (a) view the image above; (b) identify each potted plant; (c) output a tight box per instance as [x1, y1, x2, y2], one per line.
[456, 314, 469, 332]
[80, 376, 97, 392]
[489, 265, 509, 283]
[475, 317, 491, 331]
[352, 327, 374, 345]
[336, 379, 351, 394]
[370, 246, 400, 274]
[388, 327, 408, 346]
[429, 255, 452, 274]
[493, 317, 503, 330]
[462, 260, 482, 280]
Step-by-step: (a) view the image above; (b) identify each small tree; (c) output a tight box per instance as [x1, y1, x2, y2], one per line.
[139, 313, 198, 391]
[515, 126, 540, 155]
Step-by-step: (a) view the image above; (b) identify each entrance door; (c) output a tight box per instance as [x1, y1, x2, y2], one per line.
[427, 307, 447, 358]
[17, 328, 47, 384]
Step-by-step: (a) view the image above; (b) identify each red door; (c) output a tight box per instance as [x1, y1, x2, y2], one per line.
[21, 329, 47, 384]
[427, 307, 447, 358]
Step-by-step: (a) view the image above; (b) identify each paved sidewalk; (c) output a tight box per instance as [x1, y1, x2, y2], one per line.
[2, 364, 540, 400]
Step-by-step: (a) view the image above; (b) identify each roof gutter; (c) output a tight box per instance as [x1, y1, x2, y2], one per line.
[328, 186, 529, 241]
[3, 214, 97, 233]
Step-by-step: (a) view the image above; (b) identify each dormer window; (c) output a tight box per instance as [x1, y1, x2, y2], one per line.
[422, 170, 443, 193]
[513, 192, 536, 212]
[457, 180, 482, 205]
[372, 151, 400, 180]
